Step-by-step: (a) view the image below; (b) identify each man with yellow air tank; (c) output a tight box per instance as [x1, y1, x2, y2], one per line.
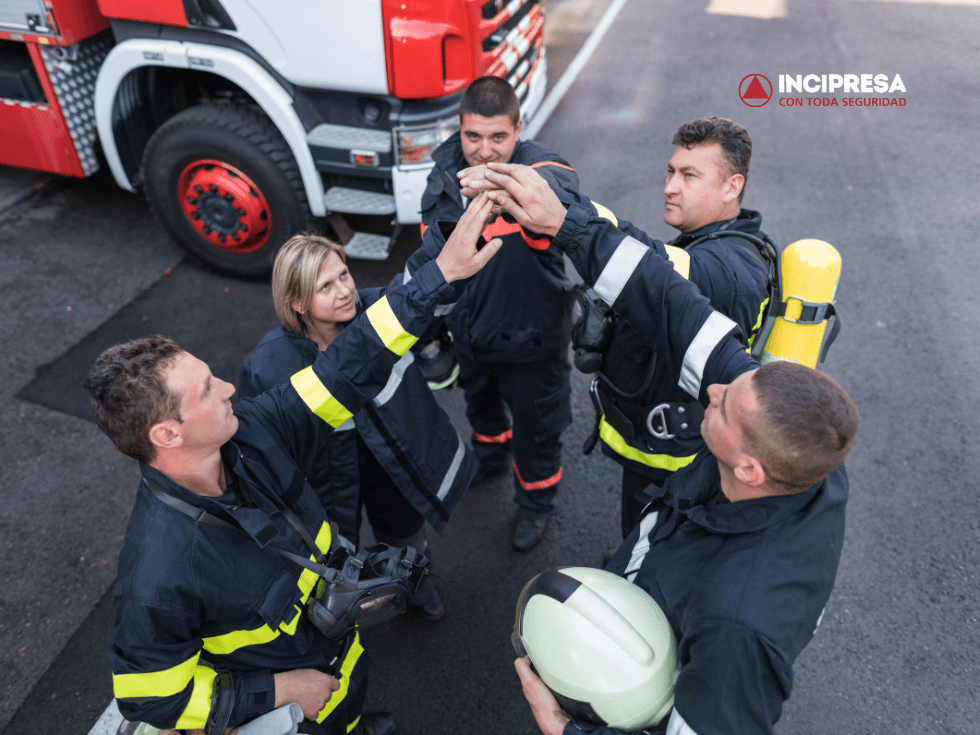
[477, 161, 858, 735]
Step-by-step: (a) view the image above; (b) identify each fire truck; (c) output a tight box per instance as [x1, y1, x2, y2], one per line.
[0, 0, 547, 275]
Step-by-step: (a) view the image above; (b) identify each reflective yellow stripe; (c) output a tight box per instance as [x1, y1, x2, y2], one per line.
[591, 200, 619, 226]
[316, 632, 366, 723]
[205, 522, 332, 655]
[204, 623, 280, 656]
[347, 716, 362, 733]
[298, 521, 333, 604]
[600, 418, 698, 472]
[174, 666, 217, 730]
[113, 651, 202, 699]
[366, 296, 418, 356]
[746, 296, 770, 349]
[663, 245, 691, 280]
[291, 366, 354, 428]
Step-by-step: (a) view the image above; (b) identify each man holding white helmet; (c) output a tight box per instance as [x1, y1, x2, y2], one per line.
[485, 165, 860, 735]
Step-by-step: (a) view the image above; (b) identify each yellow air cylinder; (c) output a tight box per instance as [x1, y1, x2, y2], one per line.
[760, 239, 841, 368]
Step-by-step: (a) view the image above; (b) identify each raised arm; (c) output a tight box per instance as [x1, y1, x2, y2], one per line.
[483, 163, 755, 402]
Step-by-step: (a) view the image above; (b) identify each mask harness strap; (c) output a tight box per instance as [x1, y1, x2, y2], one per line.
[143, 478, 338, 580]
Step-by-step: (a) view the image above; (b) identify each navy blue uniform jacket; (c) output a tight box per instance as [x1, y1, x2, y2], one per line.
[421, 134, 579, 364]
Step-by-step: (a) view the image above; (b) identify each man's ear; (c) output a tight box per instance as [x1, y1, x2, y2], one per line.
[148, 420, 183, 451]
[515, 118, 523, 138]
[723, 174, 745, 204]
[733, 453, 766, 488]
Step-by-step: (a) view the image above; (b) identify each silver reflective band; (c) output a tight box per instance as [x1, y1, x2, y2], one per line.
[593, 236, 648, 305]
[436, 434, 467, 501]
[624, 511, 659, 579]
[666, 709, 700, 735]
[373, 351, 415, 407]
[335, 417, 356, 432]
[679, 312, 738, 399]
[434, 302, 457, 317]
[403, 265, 412, 284]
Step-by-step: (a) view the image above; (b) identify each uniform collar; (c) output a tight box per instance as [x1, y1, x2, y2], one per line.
[670, 208, 763, 249]
[662, 453, 824, 534]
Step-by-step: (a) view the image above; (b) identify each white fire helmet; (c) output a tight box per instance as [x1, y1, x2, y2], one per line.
[515, 567, 677, 731]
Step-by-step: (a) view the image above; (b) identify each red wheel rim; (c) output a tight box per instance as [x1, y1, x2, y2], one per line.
[177, 159, 273, 254]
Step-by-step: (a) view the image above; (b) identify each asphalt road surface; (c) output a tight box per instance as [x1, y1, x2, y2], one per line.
[2, 1, 978, 734]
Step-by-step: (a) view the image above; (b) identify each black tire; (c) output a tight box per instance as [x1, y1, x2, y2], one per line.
[142, 102, 317, 278]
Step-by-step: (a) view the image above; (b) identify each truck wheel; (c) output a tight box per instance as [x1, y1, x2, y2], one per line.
[142, 102, 316, 278]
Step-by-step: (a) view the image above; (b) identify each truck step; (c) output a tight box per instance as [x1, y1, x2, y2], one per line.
[343, 232, 392, 260]
[324, 187, 396, 216]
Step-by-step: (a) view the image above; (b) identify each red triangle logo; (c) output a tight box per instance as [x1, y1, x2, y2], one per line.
[743, 75, 770, 99]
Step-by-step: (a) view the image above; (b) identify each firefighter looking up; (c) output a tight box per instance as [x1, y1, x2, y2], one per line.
[463, 117, 772, 539]
[420, 76, 579, 551]
[239, 233, 483, 623]
[82, 198, 500, 735]
[480, 165, 859, 735]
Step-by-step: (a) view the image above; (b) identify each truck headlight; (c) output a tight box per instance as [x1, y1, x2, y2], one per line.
[395, 118, 460, 166]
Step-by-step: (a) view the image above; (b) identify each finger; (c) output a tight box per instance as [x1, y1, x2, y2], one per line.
[457, 165, 487, 180]
[487, 190, 528, 227]
[483, 169, 530, 201]
[328, 675, 341, 692]
[473, 237, 503, 267]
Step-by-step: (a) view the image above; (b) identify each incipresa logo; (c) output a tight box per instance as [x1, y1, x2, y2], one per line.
[739, 74, 773, 107]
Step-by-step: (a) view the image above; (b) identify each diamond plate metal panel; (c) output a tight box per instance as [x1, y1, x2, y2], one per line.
[324, 187, 396, 215]
[344, 232, 391, 260]
[307, 123, 392, 153]
[39, 33, 113, 177]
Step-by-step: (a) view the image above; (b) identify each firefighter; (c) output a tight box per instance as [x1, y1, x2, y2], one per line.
[420, 76, 579, 551]
[465, 117, 772, 539]
[239, 232, 482, 623]
[483, 167, 860, 735]
[83, 198, 500, 735]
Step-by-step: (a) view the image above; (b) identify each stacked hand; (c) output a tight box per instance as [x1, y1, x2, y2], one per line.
[459, 163, 569, 238]
[434, 192, 504, 283]
[515, 656, 571, 735]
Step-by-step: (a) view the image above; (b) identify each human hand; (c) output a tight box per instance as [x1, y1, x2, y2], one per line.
[483, 163, 568, 238]
[274, 668, 341, 721]
[457, 164, 506, 197]
[515, 656, 570, 735]
[434, 193, 503, 283]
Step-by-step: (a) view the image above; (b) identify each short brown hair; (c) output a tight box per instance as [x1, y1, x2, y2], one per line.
[459, 76, 520, 126]
[672, 117, 752, 203]
[744, 362, 860, 493]
[272, 234, 347, 336]
[82, 336, 184, 464]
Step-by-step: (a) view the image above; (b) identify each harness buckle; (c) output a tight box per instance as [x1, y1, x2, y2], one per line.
[646, 403, 675, 440]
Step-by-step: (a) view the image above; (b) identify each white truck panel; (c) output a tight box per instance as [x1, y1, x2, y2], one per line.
[223, 0, 390, 93]
[94, 39, 327, 215]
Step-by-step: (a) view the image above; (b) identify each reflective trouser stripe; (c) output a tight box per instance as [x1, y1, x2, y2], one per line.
[590, 200, 618, 226]
[663, 244, 691, 280]
[513, 463, 562, 490]
[593, 236, 647, 305]
[666, 708, 700, 735]
[113, 652, 216, 731]
[204, 523, 332, 656]
[365, 296, 418, 355]
[599, 418, 698, 472]
[347, 716, 361, 733]
[475, 428, 512, 444]
[436, 435, 467, 501]
[316, 633, 366, 723]
[291, 366, 354, 428]
[679, 311, 738, 398]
